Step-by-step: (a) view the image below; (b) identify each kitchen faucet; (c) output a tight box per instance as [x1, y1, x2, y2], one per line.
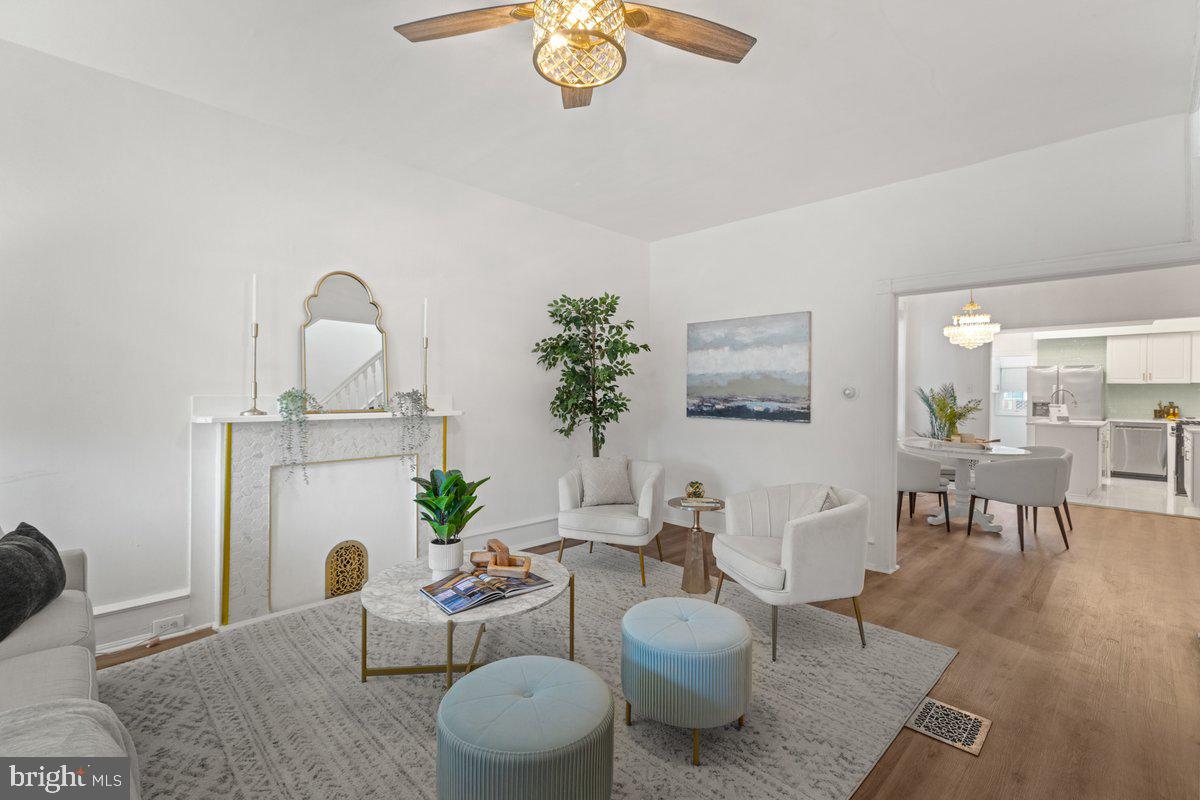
[1049, 387, 1077, 406]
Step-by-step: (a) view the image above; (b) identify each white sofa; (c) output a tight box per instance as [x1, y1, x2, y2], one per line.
[556, 460, 666, 585]
[0, 548, 140, 796]
[712, 483, 870, 660]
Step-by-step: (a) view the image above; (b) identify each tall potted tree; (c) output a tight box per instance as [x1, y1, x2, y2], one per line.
[532, 294, 650, 457]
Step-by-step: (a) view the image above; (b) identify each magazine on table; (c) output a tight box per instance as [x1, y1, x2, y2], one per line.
[681, 497, 722, 509]
[420, 570, 552, 615]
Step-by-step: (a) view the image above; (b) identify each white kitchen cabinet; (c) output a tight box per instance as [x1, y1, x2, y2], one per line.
[1106, 335, 1148, 383]
[1147, 333, 1191, 383]
[1106, 333, 1192, 383]
[1192, 333, 1200, 383]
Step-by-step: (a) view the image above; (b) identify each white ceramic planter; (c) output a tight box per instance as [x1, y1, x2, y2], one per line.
[428, 538, 464, 580]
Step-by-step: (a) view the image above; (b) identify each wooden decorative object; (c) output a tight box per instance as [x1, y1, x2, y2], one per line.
[486, 538, 511, 567]
[469, 537, 530, 577]
[325, 540, 368, 598]
[486, 553, 531, 578]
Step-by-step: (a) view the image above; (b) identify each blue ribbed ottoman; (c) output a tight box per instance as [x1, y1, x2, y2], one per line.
[621, 596, 752, 765]
[436, 655, 613, 800]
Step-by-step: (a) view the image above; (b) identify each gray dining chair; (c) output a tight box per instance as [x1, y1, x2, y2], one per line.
[897, 450, 950, 531]
[969, 455, 1070, 551]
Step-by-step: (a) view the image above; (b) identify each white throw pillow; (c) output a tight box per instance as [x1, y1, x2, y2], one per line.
[794, 485, 839, 518]
[579, 457, 635, 507]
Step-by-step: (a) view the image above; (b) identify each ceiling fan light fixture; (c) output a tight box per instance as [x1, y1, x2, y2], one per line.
[532, 0, 627, 88]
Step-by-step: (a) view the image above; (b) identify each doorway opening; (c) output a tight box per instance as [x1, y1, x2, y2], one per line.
[896, 262, 1200, 522]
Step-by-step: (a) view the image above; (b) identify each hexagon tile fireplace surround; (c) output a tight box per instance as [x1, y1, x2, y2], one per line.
[191, 407, 462, 626]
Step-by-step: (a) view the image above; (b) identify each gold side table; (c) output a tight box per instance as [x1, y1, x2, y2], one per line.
[668, 496, 725, 594]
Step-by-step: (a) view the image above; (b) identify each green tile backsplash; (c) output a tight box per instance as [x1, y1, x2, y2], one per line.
[1037, 336, 1200, 418]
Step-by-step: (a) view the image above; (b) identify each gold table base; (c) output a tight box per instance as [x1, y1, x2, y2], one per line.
[682, 510, 711, 594]
[360, 574, 575, 690]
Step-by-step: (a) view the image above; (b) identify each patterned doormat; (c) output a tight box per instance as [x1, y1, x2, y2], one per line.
[905, 697, 991, 755]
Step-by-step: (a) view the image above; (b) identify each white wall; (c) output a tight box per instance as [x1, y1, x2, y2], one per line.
[0, 42, 652, 644]
[645, 113, 1191, 572]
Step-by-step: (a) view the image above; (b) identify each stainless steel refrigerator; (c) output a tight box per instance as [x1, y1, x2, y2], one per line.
[1026, 365, 1104, 420]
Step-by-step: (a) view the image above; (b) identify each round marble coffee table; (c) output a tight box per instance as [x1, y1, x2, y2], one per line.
[359, 551, 573, 689]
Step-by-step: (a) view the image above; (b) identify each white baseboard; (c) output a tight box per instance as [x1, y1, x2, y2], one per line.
[458, 515, 557, 552]
[94, 592, 192, 651]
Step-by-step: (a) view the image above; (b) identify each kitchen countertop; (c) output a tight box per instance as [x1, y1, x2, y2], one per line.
[1026, 419, 1107, 428]
[1105, 418, 1175, 425]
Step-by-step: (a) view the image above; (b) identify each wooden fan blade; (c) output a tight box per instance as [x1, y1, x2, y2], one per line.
[394, 3, 533, 42]
[623, 4, 756, 63]
[561, 86, 593, 109]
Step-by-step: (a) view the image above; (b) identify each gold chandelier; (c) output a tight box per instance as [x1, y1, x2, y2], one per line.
[943, 290, 1001, 349]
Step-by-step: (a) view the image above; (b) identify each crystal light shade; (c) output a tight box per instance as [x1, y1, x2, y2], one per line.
[533, 0, 627, 88]
[943, 291, 1002, 350]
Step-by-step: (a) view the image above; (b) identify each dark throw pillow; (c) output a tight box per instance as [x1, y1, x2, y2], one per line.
[0, 523, 66, 643]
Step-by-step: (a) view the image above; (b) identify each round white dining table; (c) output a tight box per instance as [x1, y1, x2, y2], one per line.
[898, 437, 1030, 532]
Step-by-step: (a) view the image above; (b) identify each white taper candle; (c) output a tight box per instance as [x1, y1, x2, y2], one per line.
[423, 297, 429, 340]
[251, 273, 258, 324]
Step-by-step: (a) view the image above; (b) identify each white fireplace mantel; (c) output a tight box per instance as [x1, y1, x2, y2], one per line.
[190, 403, 463, 628]
[191, 409, 462, 424]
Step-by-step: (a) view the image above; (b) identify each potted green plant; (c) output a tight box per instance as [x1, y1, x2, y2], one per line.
[413, 469, 490, 578]
[915, 383, 983, 440]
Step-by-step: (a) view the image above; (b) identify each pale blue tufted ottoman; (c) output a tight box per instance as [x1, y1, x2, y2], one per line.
[436, 655, 614, 800]
[621, 596, 752, 765]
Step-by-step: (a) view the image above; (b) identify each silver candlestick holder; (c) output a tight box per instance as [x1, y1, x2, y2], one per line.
[241, 322, 267, 416]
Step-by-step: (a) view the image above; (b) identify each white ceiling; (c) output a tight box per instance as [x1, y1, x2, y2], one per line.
[1, 1, 1196, 241]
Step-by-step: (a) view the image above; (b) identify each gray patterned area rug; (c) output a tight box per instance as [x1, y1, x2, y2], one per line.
[99, 547, 955, 800]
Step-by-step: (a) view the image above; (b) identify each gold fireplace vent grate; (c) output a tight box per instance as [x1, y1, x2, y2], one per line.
[326, 540, 368, 598]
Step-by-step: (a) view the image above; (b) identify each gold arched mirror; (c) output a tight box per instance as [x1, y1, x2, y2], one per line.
[302, 271, 388, 412]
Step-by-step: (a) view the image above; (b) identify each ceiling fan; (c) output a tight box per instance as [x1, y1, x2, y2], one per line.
[394, 1, 757, 109]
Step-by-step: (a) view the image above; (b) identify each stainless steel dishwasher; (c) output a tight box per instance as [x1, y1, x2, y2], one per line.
[1110, 422, 1168, 481]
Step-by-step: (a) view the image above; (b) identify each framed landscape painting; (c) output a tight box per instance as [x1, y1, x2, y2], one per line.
[686, 311, 811, 423]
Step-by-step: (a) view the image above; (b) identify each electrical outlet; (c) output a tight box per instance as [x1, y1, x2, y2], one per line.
[152, 615, 185, 637]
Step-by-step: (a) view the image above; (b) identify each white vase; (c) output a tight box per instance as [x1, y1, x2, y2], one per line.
[428, 538, 464, 580]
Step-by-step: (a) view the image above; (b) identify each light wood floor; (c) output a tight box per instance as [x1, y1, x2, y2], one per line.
[100, 500, 1199, 798]
[538, 500, 1200, 800]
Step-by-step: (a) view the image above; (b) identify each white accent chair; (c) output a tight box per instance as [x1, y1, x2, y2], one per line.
[556, 460, 666, 585]
[897, 451, 950, 532]
[711, 483, 870, 660]
[969, 455, 1070, 551]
